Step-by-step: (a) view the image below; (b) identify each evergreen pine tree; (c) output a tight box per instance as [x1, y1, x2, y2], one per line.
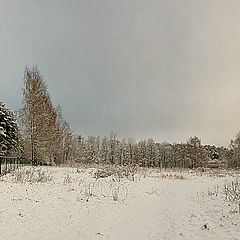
[0, 101, 19, 155]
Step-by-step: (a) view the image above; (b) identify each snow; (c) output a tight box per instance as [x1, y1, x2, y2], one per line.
[0, 166, 240, 240]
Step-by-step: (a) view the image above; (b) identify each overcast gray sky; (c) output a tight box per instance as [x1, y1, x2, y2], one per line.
[1, 0, 240, 147]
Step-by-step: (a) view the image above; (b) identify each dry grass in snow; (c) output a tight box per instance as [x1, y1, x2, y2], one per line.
[0, 166, 240, 240]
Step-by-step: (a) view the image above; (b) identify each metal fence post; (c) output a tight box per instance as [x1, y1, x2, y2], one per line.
[5, 157, 7, 173]
[0, 157, 2, 175]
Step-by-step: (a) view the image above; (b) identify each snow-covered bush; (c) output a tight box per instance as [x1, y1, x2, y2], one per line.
[224, 178, 240, 202]
[94, 168, 114, 179]
[94, 165, 139, 181]
[9, 167, 53, 183]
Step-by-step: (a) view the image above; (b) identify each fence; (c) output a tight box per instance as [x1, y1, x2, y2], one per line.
[0, 156, 32, 175]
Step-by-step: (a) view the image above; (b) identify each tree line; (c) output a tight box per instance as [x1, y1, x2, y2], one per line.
[56, 134, 228, 168]
[1, 66, 240, 168]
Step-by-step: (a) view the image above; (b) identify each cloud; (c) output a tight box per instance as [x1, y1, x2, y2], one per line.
[0, 0, 240, 146]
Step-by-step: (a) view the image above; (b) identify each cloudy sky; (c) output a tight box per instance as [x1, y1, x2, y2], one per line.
[1, 0, 240, 147]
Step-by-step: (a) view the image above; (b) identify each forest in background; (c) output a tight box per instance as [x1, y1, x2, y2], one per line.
[1, 66, 240, 169]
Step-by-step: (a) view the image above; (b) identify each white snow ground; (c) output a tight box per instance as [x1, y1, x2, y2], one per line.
[0, 166, 239, 240]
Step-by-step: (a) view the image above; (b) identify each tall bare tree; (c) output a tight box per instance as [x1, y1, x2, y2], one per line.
[19, 66, 62, 164]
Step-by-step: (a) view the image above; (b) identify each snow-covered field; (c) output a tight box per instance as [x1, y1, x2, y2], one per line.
[0, 166, 239, 240]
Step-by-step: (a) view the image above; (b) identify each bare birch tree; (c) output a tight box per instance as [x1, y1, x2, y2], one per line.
[19, 66, 62, 164]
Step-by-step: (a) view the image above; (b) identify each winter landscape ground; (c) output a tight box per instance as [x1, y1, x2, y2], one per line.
[0, 166, 239, 240]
